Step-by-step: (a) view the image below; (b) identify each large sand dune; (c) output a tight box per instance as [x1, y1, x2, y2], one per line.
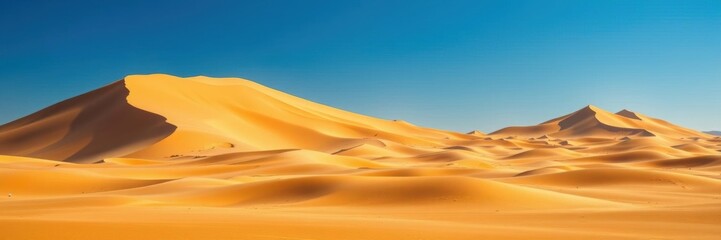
[1, 74, 720, 239]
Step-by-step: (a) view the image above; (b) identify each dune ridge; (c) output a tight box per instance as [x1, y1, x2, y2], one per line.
[0, 81, 176, 163]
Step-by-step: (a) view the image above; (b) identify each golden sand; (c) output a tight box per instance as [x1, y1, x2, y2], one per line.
[1, 74, 720, 239]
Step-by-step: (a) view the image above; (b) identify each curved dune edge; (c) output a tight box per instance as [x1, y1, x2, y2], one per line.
[0, 80, 176, 163]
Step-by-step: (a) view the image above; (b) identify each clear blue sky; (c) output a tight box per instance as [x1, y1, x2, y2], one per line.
[1, 0, 720, 132]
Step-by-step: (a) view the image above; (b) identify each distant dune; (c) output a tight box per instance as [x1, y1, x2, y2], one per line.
[705, 130, 721, 136]
[1, 74, 720, 240]
[491, 105, 710, 139]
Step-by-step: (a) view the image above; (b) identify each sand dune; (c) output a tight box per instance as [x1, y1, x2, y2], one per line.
[491, 105, 712, 139]
[1, 74, 720, 239]
[0, 81, 175, 163]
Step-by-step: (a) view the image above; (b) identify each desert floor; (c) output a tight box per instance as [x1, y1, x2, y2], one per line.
[1, 75, 720, 239]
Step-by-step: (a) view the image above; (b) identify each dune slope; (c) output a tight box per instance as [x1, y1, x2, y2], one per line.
[0, 81, 175, 163]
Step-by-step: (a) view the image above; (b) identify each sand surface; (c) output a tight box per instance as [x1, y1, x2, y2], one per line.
[1, 74, 720, 239]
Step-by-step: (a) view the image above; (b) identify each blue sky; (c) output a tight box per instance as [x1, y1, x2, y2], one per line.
[1, 0, 720, 132]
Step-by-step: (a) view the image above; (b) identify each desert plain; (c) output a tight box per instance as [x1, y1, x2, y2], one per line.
[1, 74, 720, 239]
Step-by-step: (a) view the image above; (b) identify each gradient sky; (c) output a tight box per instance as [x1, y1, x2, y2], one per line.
[1, 0, 720, 133]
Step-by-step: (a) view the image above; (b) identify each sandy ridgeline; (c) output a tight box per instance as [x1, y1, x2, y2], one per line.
[1, 74, 720, 239]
